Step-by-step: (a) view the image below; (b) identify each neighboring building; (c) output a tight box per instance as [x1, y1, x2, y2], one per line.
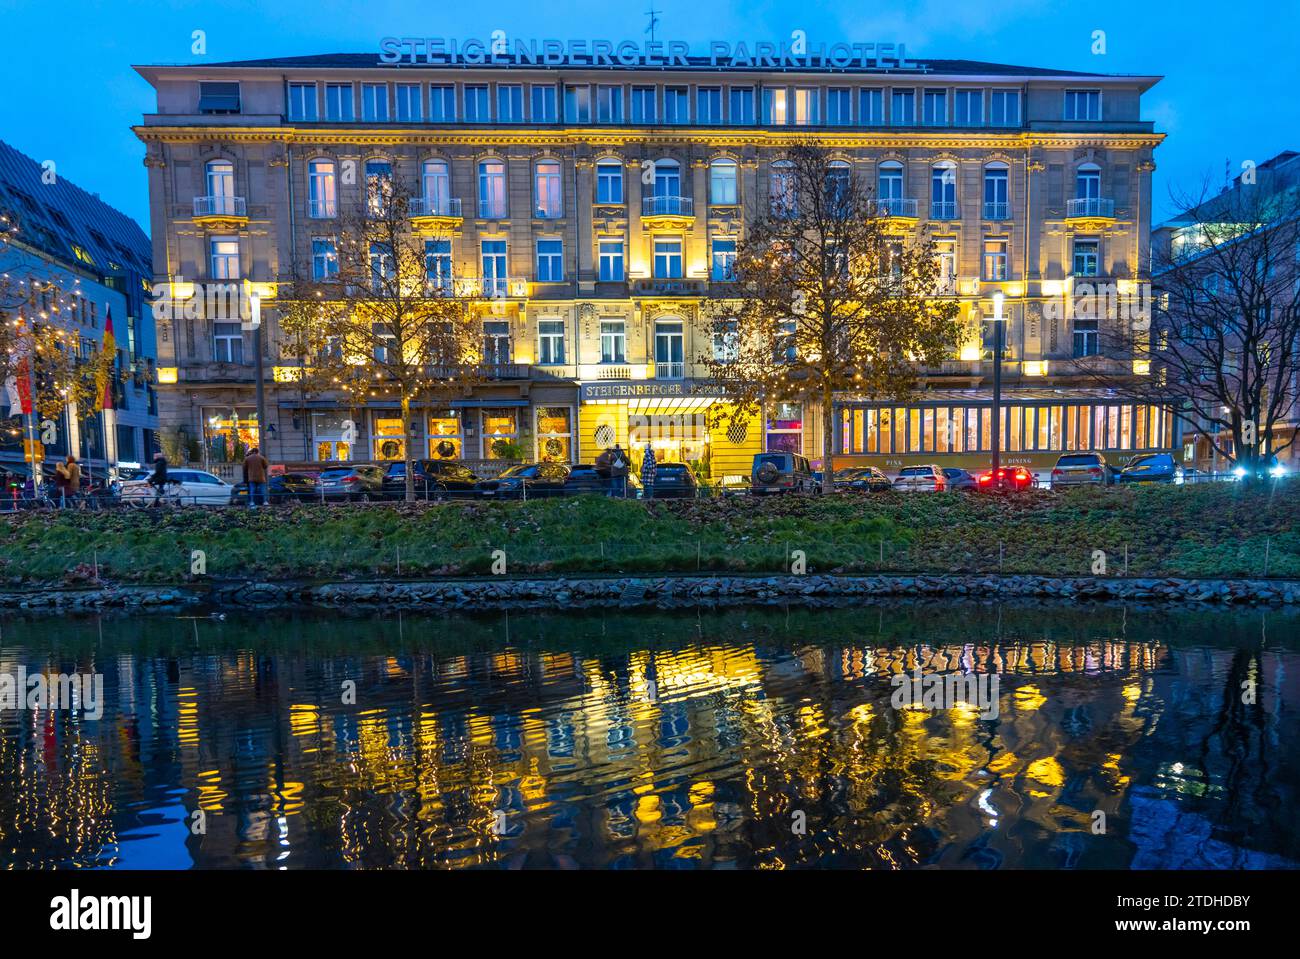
[1151, 151, 1300, 474]
[0, 139, 158, 478]
[133, 45, 1165, 480]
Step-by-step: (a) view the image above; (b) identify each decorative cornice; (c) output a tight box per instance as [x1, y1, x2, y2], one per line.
[132, 125, 1166, 153]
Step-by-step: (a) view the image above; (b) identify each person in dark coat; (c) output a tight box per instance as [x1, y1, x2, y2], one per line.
[149, 452, 169, 505]
[608, 444, 630, 498]
[640, 443, 657, 499]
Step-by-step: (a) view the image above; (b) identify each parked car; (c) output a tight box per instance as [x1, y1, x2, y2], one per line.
[1231, 455, 1288, 482]
[1050, 452, 1114, 487]
[381, 460, 481, 499]
[751, 452, 818, 495]
[832, 467, 893, 492]
[976, 465, 1037, 491]
[232, 471, 321, 504]
[1117, 452, 1179, 485]
[320, 464, 386, 501]
[941, 467, 979, 491]
[893, 465, 948, 492]
[562, 464, 611, 496]
[715, 474, 751, 497]
[644, 462, 698, 499]
[119, 468, 234, 505]
[479, 462, 571, 498]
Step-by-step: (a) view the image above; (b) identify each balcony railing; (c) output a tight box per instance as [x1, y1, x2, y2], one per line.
[308, 199, 336, 218]
[193, 195, 246, 217]
[983, 201, 1010, 221]
[456, 276, 527, 299]
[642, 195, 694, 217]
[935, 273, 959, 295]
[654, 361, 685, 379]
[877, 198, 918, 218]
[1066, 197, 1116, 218]
[410, 196, 462, 217]
[930, 200, 958, 220]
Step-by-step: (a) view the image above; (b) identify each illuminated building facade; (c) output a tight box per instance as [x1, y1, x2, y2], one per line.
[134, 46, 1165, 477]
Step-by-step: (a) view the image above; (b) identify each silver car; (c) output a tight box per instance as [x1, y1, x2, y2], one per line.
[893, 464, 947, 492]
[1050, 452, 1113, 487]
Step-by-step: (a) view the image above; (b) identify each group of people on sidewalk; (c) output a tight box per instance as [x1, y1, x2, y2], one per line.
[594, 442, 658, 498]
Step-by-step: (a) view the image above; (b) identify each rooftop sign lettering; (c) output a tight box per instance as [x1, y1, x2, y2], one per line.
[378, 37, 922, 71]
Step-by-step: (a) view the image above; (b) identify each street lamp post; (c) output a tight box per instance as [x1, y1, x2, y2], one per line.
[989, 291, 1005, 477]
[249, 291, 266, 457]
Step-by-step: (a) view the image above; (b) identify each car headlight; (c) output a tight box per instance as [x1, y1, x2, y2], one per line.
[1270, 465, 1285, 477]
[1233, 466, 1247, 479]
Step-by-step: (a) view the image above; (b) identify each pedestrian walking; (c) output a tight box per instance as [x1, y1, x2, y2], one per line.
[61, 455, 81, 508]
[243, 447, 270, 508]
[609, 444, 630, 498]
[640, 443, 657, 499]
[53, 459, 70, 507]
[595, 446, 614, 495]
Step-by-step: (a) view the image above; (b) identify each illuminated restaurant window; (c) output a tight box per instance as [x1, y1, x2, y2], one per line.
[312, 412, 352, 462]
[535, 407, 573, 462]
[372, 417, 406, 461]
[482, 408, 520, 459]
[203, 408, 259, 463]
[766, 401, 803, 454]
[428, 413, 463, 459]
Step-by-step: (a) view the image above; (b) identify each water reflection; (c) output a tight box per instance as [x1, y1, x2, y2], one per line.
[1, 603, 1297, 869]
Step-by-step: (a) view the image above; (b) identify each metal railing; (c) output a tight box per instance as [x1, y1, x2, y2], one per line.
[409, 196, 463, 217]
[930, 200, 958, 220]
[877, 197, 918, 218]
[983, 201, 1010, 221]
[308, 198, 337, 218]
[641, 195, 694, 216]
[1066, 197, 1115, 218]
[193, 195, 247, 217]
[654, 360, 685, 379]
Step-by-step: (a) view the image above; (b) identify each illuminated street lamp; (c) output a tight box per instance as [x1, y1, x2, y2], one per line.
[986, 291, 1006, 476]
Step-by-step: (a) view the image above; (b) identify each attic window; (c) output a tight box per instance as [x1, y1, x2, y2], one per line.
[198, 82, 241, 114]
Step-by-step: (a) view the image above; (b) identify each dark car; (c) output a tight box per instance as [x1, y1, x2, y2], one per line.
[319, 464, 386, 501]
[563, 464, 612, 496]
[644, 462, 698, 499]
[751, 452, 818, 495]
[941, 467, 979, 491]
[976, 465, 1037, 491]
[833, 467, 893, 492]
[382, 460, 481, 499]
[1117, 452, 1178, 485]
[232, 471, 321, 504]
[478, 462, 571, 499]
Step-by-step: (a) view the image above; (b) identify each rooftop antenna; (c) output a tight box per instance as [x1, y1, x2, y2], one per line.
[645, 5, 661, 42]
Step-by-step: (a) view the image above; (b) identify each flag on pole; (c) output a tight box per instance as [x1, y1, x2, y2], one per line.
[15, 353, 33, 415]
[96, 308, 116, 412]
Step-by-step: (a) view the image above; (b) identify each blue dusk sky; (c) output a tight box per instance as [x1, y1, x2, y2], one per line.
[3, 0, 1295, 230]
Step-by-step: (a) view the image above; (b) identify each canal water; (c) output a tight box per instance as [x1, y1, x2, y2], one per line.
[1, 602, 1297, 870]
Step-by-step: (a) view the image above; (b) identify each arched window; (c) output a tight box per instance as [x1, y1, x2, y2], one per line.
[596, 158, 623, 204]
[478, 159, 507, 218]
[877, 161, 904, 215]
[646, 159, 684, 216]
[983, 161, 1009, 220]
[365, 158, 393, 216]
[710, 158, 738, 205]
[307, 159, 336, 218]
[825, 159, 851, 207]
[534, 159, 563, 218]
[770, 160, 795, 216]
[421, 159, 450, 215]
[930, 160, 957, 219]
[1076, 162, 1101, 199]
[205, 160, 234, 198]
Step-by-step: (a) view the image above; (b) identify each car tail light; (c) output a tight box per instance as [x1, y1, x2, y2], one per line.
[1088, 467, 1102, 475]
[343, 476, 358, 483]
[1051, 468, 1063, 476]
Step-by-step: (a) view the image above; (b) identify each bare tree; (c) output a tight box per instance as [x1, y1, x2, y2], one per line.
[289, 179, 480, 500]
[702, 143, 962, 492]
[1073, 174, 1300, 476]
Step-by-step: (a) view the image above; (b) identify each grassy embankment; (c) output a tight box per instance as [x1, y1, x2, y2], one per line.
[0, 483, 1296, 585]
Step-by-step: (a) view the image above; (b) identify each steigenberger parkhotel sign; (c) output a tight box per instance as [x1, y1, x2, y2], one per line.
[379, 36, 922, 70]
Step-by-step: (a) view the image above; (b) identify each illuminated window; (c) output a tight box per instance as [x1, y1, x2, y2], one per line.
[535, 407, 573, 463]
[761, 87, 788, 124]
[208, 237, 240, 279]
[534, 160, 563, 218]
[478, 160, 507, 218]
[308, 159, 336, 218]
[428, 413, 463, 460]
[372, 417, 405, 461]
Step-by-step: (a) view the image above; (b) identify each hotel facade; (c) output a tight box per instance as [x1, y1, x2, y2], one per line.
[134, 45, 1167, 480]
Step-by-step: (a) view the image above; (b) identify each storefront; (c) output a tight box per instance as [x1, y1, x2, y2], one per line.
[202, 407, 260, 464]
[835, 389, 1179, 474]
[578, 379, 763, 484]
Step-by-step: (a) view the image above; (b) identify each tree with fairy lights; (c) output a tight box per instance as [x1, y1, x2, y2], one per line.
[286, 178, 480, 500]
[701, 143, 963, 493]
[0, 212, 114, 483]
